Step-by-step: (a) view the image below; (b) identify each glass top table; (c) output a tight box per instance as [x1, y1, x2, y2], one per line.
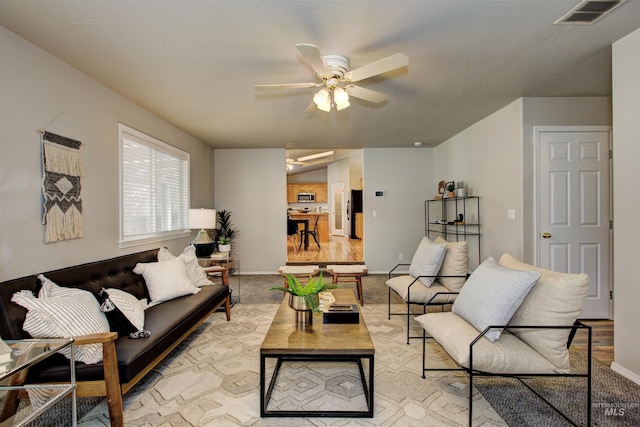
[1, 338, 77, 427]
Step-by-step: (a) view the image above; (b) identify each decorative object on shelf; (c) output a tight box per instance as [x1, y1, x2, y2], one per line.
[456, 188, 466, 198]
[435, 180, 446, 199]
[218, 236, 231, 252]
[189, 208, 217, 257]
[269, 274, 337, 326]
[41, 131, 85, 243]
[445, 181, 456, 198]
[213, 209, 238, 253]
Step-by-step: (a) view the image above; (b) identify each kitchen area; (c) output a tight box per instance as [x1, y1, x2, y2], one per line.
[286, 149, 364, 264]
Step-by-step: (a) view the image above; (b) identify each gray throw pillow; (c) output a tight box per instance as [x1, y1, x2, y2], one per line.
[452, 257, 540, 342]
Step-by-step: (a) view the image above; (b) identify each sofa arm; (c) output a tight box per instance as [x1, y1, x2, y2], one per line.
[73, 331, 123, 427]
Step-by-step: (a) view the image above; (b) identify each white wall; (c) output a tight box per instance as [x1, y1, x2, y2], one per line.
[363, 147, 434, 272]
[611, 27, 640, 384]
[213, 149, 287, 273]
[434, 99, 524, 265]
[0, 26, 214, 281]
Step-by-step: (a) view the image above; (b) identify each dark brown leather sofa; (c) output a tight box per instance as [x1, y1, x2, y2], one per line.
[0, 248, 231, 426]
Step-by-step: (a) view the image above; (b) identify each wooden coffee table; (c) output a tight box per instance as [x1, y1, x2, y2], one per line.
[260, 288, 375, 418]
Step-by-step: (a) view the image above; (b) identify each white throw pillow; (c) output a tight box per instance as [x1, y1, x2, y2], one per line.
[11, 275, 110, 364]
[408, 237, 447, 287]
[452, 257, 541, 342]
[434, 237, 468, 292]
[134, 257, 201, 307]
[157, 247, 212, 287]
[499, 254, 590, 370]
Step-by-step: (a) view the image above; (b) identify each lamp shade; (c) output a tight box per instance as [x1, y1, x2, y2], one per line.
[189, 209, 216, 230]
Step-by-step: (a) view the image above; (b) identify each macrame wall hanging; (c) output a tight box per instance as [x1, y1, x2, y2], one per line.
[41, 131, 85, 243]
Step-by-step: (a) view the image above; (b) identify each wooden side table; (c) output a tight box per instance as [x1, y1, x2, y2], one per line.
[326, 265, 368, 305]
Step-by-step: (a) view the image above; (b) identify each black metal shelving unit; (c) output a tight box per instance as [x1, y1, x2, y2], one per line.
[425, 196, 481, 266]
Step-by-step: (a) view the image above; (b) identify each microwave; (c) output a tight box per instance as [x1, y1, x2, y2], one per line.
[297, 192, 316, 203]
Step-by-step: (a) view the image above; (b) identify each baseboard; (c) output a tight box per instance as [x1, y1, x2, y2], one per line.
[610, 362, 640, 385]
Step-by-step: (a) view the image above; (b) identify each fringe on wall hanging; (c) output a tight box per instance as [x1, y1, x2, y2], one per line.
[41, 131, 85, 243]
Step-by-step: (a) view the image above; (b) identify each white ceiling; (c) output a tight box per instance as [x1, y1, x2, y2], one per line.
[1, 0, 639, 150]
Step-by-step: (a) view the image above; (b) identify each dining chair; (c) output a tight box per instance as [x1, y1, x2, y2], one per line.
[299, 215, 321, 249]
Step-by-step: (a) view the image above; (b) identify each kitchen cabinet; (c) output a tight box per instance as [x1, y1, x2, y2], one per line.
[286, 183, 328, 203]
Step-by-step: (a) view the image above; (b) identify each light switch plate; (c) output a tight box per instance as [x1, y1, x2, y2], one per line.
[507, 209, 516, 220]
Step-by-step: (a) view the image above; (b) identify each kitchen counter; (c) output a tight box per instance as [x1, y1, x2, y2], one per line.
[288, 212, 329, 244]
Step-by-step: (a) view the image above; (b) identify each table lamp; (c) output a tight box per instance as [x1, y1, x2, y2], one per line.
[188, 208, 216, 258]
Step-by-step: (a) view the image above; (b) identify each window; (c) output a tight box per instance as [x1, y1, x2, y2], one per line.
[119, 123, 190, 247]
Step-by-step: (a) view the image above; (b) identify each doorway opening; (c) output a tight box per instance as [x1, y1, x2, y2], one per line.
[285, 149, 364, 265]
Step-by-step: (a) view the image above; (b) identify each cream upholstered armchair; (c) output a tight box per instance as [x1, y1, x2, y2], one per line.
[416, 254, 592, 425]
[386, 236, 469, 344]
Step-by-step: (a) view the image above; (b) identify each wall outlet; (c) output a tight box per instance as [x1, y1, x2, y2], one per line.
[372, 210, 377, 218]
[507, 209, 516, 220]
[399, 253, 404, 261]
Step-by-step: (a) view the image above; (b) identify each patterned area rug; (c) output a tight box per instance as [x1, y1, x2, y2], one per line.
[77, 304, 504, 426]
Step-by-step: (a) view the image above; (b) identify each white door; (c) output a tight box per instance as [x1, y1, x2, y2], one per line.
[537, 128, 611, 318]
[331, 183, 345, 236]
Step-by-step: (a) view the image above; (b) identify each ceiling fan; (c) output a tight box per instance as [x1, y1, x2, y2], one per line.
[255, 44, 408, 112]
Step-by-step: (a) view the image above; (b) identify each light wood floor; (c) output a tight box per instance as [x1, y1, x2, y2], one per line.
[287, 235, 363, 264]
[572, 320, 614, 366]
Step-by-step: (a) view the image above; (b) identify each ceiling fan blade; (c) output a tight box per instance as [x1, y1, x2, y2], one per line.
[345, 53, 408, 82]
[305, 102, 317, 113]
[295, 43, 331, 77]
[255, 82, 320, 90]
[345, 85, 388, 103]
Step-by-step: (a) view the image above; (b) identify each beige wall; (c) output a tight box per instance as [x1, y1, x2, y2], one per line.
[363, 147, 434, 272]
[611, 27, 640, 383]
[213, 148, 287, 273]
[434, 99, 524, 266]
[0, 26, 214, 281]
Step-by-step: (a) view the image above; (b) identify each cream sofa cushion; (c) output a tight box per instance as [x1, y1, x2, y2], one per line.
[499, 254, 589, 371]
[434, 237, 468, 292]
[416, 312, 563, 374]
[386, 275, 457, 304]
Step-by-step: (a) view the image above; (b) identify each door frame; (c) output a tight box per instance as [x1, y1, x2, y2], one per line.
[533, 125, 613, 318]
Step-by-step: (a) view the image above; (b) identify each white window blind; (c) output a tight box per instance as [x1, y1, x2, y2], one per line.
[119, 124, 189, 246]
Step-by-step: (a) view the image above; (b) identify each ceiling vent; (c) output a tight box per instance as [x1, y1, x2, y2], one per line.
[554, 0, 627, 25]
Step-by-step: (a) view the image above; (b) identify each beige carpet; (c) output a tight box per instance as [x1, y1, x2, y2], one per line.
[78, 303, 505, 426]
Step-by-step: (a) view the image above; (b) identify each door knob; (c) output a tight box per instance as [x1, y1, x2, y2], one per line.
[541, 232, 551, 239]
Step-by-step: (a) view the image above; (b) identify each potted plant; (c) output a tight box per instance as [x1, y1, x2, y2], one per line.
[270, 274, 337, 325]
[218, 236, 231, 252]
[213, 209, 238, 252]
[445, 182, 456, 198]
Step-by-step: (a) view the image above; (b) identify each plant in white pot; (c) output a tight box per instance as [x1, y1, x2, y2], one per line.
[213, 209, 238, 253]
[269, 274, 337, 325]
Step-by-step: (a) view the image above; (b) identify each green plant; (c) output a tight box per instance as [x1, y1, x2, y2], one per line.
[269, 274, 337, 312]
[446, 182, 455, 193]
[218, 236, 231, 245]
[214, 209, 238, 244]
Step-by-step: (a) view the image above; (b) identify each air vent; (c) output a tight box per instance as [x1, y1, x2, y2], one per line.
[554, 0, 627, 25]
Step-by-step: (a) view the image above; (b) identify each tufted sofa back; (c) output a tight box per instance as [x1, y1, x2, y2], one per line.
[0, 249, 159, 340]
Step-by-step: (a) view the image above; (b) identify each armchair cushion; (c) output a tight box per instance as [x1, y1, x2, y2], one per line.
[452, 257, 540, 342]
[415, 311, 562, 374]
[386, 275, 457, 304]
[499, 254, 590, 371]
[434, 237, 468, 291]
[409, 237, 447, 287]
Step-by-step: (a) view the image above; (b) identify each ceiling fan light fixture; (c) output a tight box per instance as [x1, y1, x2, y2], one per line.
[333, 87, 349, 104]
[317, 102, 331, 112]
[336, 99, 350, 111]
[313, 88, 330, 107]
